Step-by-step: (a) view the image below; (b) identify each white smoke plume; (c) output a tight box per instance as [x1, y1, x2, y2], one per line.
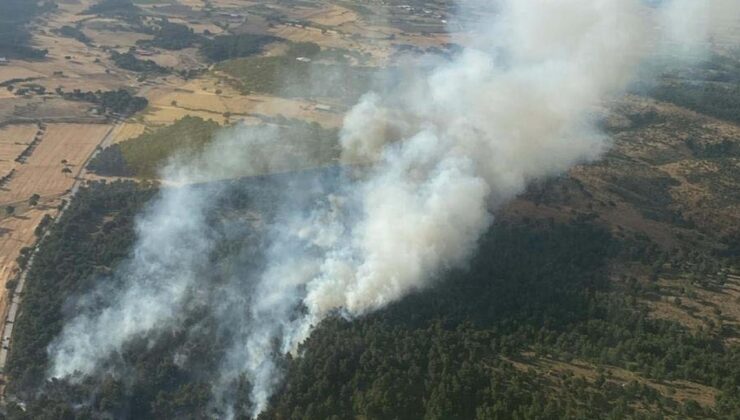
[49, 184, 216, 378]
[47, 0, 736, 417]
[658, 0, 740, 55]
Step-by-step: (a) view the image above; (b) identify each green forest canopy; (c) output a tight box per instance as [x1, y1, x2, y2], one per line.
[0, 0, 55, 59]
[5, 178, 740, 419]
[88, 116, 339, 179]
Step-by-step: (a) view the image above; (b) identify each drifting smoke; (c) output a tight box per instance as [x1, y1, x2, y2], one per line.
[658, 0, 740, 55]
[48, 0, 739, 417]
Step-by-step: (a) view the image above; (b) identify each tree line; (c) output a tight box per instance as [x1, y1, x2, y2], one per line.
[4, 176, 740, 419]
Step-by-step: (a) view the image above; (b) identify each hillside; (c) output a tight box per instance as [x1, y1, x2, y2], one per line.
[5, 90, 740, 418]
[0, 0, 738, 419]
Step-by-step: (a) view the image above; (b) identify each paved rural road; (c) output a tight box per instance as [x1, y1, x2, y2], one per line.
[0, 119, 123, 386]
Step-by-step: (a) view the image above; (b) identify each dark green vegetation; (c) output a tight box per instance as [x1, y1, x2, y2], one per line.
[83, 0, 140, 17]
[5, 170, 740, 419]
[60, 88, 148, 116]
[89, 116, 219, 178]
[110, 51, 169, 74]
[0, 0, 55, 59]
[88, 116, 338, 178]
[200, 34, 282, 62]
[55, 25, 91, 45]
[87, 144, 134, 177]
[641, 54, 740, 124]
[650, 82, 740, 124]
[7, 181, 155, 395]
[140, 19, 200, 51]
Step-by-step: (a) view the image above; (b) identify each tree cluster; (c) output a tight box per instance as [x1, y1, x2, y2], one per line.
[0, 0, 55, 59]
[61, 88, 148, 116]
[83, 0, 140, 17]
[200, 34, 282, 62]
[5, 178, 740, 419]
[140, 19, 200, 51]
[110, 51, 169, 74]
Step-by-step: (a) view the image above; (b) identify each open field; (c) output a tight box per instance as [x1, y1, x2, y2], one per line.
[110, 122, 148, 144]
[0, 123, 110, 205]
[0, 125, 38, 175]
[0, 67, 46, 85]
[0, 207, 50, 333]
[0, 123, 110, 336]
[142, 76, 343, 127]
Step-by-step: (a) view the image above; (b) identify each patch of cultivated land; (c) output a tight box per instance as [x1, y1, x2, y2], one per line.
[0, 124, 111, 204]
[0, 123, 111, 333]
[0, 208, 49, 330]
[110, 122, 148, 144]
[0, 125, 37, 175]
[0, 67, 45, 85]
[143, 76, 343, 127]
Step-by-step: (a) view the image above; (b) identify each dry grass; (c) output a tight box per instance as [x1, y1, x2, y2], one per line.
[509, 355, 719, 409]
[0, 123, 110, 205]
[0, 123, 110, 319]
[144, 105, 228, 125]
[142, 76, 343, 127]
[0, 67, 46, 84]
[0, 207, 51, 321]
[0, 124, 37, 175]
[300, 4, 360, 27]
[646, 275, 740, 345]
[82, 28, 153, 49]
[111, 122, 148, 144]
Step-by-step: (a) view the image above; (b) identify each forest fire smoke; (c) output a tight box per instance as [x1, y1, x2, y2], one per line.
[47, 0, 737, 418]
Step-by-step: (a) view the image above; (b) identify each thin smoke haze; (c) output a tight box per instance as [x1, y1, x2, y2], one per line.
[47, 0, 738, 417]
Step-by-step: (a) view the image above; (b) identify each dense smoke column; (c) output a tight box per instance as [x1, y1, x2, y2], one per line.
[46, 0, 739, 418]
[237, 1, 646, 414]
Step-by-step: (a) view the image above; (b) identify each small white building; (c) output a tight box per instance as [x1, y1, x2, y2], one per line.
[296, 57, 312, 63]
[0, 57, 8, 65]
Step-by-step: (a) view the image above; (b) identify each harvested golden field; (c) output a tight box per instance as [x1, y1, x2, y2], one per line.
[300, 4, 360, 27]
[111, 122, 148, 144]
[0, 123, 111, 205]
[83, 28, 153, 49]
[144, 78, 343, 127]
[272, 24, 359, 51]
[0, 124, 38, 175]
[157, 89, 230, 114]
[0, 123, 110, 318]
[0, 38, 125, 94]
[144, 105, 229, 125]
[0, 66, 45, 84]
[0, 207, 50, 321]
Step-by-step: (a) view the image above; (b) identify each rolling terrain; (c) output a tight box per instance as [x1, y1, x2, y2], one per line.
[0, 0, 736, 419]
